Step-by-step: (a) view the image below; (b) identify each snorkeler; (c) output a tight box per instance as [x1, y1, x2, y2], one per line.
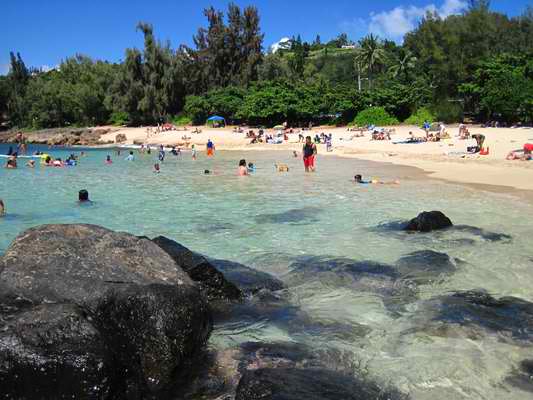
[354, 174, 399, 185]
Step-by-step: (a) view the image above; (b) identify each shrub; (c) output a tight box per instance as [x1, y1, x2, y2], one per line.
[404, 107, 436, 126]
[108, 111, 130, 126]
[171, 114, 192, 126]
[352, 107, 399, 127]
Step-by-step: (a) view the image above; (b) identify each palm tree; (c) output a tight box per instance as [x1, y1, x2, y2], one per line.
[389, 49, 418, 82]
[354, 34, 385, 89]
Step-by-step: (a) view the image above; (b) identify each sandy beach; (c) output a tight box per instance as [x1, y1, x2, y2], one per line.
[100, 124, 533, 193]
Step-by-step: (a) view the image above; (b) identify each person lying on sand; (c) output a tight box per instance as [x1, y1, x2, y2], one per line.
[507, 144, 533, 161]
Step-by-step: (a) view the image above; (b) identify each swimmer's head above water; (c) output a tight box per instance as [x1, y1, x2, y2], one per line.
[78, 190, 90, 202]
[204, 169, 211, 174]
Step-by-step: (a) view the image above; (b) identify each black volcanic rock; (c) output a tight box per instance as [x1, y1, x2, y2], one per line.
[152, 235, 243, 302]
[405, 211, 453, 232]
[0, 224, 212, 399]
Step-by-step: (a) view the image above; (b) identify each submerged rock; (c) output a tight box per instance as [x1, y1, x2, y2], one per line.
[505, 359, 533, 393]
[209, 258, 285, 294]
[404, 211, 453, 232]
[255, 206, 322, 225]
[418, 290, 533, 343]
[0, 224, 213, 399]
[235, 367, 408, 400]
[152, 235, 243, 302]
[453, 225, 512, 242]
[395, 250, 457, 285]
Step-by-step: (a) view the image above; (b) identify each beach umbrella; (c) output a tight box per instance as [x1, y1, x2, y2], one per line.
[207, 115, 225, 122]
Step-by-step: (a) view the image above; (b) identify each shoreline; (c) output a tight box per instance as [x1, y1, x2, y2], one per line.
[7, 123, 533, 200]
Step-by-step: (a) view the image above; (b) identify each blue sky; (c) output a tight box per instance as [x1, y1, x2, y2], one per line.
[1, 0, 531, 74]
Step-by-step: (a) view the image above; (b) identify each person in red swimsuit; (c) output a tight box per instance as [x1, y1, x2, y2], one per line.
[303, 136, 317, 172]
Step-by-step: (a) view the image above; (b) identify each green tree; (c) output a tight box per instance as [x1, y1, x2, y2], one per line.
[355, 34, 385, 89]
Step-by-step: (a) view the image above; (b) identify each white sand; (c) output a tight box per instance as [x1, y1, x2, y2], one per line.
[99, 124, 533, 192]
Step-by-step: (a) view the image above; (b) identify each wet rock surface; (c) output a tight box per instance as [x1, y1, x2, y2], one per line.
[152, 235, 243, 302]
[404, 211, 453, 232]
[0, 224, 212, 399]
[0, 302, 109, 399]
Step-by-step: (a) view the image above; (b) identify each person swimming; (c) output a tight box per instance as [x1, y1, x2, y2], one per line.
[105, 155, 113, 164]
[125, 151, 135, 161]
[204, 169, 211, 175]
[5, 156, 17, 169]
[354, 174, 399, 185]
[238, 159, 248, 176]
[78, 189, 92, 203]
[154, 163, 161, 173]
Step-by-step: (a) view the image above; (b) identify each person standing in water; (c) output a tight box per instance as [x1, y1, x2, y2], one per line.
[206, 139, 215, 157]
[238, 159, 249, 176]
[0, 199, 5, 216]
[191, 144, 197, 160]
[105, 155, 113, 164]
[303, 136, 317, 172]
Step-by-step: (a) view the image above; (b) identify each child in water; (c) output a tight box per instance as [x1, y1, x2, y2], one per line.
[247, 162, 256, 173]
[105, 155, 113, 164]
[238, 159, 249, 176]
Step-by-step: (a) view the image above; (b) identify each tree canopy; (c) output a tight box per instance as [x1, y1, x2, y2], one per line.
[1, 2, 532, 129]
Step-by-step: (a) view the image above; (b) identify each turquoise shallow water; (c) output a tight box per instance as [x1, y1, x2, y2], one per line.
[1, 143, 533, 399]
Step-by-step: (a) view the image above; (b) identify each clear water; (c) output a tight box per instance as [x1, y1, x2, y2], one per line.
[1, 143, 533, 399]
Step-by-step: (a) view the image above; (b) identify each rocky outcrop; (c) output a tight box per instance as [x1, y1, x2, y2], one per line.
[152, 236, 243, 302]
[0, 127, 114, 146]
[404, 211, 453, 232]
[115, 133, 127, 143]
[0, 224, 212, 399]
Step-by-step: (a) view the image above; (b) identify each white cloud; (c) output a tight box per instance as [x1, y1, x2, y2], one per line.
[270, 37, 291, 53]
[365, 0, 468, 41]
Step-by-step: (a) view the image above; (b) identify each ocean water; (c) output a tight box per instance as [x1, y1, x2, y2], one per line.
[1, 143, 533, 399]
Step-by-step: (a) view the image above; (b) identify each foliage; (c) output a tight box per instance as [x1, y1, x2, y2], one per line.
[405, 107, 436, 126]
[352, 107, 399, 127]
[2, 3, 533, 128]
[171, 114, 192, 126]
[108, 111, 130, 126]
